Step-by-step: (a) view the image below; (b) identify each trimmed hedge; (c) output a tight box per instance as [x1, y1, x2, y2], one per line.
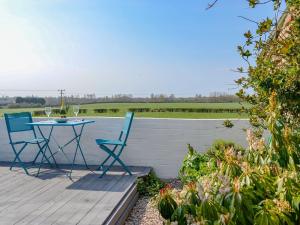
[128, 107, 242, 113]
[79, 109, 87, 114]
[33, 110, 45, 116]
[33, 107, 242, 116]
[128, 108, 151, 112]
[52, 109, 61, 114]
[109, 108, 120, 113]
[94, 109, 108, 113]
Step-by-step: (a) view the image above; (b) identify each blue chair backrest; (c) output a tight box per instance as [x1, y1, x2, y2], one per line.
[120, 112, 134, 143]
[4, 112, 34, 133]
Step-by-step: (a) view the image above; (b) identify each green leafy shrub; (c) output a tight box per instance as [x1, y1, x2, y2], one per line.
[156, 1, 300, 224]
[179, 141, 244, 184]
[137, 171, 164, 197]
[179, 144, 213, 184]
[223, 119, 234, 128]
[207, 139, 244, 156]
[157, 134, 300, 224]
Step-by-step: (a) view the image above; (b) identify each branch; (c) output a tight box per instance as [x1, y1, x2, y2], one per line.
[255, 0, 273, 5]
[238, 16, 259, 25]
[206, 0, 219, 10]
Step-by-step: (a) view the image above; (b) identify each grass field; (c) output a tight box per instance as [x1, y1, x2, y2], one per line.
[0, 102, 250, 119]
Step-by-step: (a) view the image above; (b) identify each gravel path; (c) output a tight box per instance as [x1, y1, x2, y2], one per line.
[125, 179, 182, 225]
[125, 196, 163, 225]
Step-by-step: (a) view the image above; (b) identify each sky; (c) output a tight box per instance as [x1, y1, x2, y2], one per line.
[0, 0, 276, 97]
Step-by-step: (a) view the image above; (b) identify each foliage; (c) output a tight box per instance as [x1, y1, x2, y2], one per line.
[15, 96, 46, 105]
[157, 132, 300, 224]
[179, 144, 213, 183]
[223, 119, 234, 128]
[179, 141, 244, 184]
[137, 171, 165, 197]
[235, 0, 300, 166]
[155, 2, 300, 223]
[0, 102, 250, 119]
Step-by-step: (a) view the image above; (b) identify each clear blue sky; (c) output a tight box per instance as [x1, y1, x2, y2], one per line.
[0, 0, 275, 97]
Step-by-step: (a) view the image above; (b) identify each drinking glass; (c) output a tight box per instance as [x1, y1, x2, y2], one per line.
[73, 105, 80, 117]
[45, 107, 52, 118]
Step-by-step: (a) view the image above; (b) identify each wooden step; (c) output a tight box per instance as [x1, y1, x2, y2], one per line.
[104, 182, 139, 225]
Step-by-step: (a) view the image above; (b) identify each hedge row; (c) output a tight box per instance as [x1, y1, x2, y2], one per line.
[128, 108, 242, 113]
[32, 107, 242, 116]
[33, 108, 89, 116]
[93, 108, 120, 113]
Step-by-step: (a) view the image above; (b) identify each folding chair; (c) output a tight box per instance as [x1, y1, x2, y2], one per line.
[4, 112, 53, 175]
[95, 112, 134, 178]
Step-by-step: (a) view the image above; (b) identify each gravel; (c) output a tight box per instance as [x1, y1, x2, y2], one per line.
[125, 179, 182, 225]
[125, 197, 163, 225]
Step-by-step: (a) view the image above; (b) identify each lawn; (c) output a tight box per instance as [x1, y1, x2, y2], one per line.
[0, 102, 250, 119]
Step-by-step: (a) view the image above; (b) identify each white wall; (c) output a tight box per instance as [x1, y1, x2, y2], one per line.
[0, 117, 251, 178]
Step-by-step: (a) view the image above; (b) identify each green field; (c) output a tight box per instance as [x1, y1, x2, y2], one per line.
[0, 102, 250, 119]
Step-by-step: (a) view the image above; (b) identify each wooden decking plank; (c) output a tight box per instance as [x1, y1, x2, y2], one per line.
[0, 175, 65, 222]
[0, 165, 147, 225]
[0, 174, 57, 213]
[13, 171, 90, 225]
[46, 173, 123, 225]
[88, 176, 136, 225]
[77, 175, 136, 225]
[15, 171, 96, 225]
[66, 174, 126, 225]
[0, 172, 39, 195]
[35, 172, 103, 225]
[9, 176, 82, 225]
[106, 183, 138, 225]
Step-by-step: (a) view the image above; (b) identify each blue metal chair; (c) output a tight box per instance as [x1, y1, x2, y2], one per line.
[95, 112, 134, 178]
[4, 112, 53, 175]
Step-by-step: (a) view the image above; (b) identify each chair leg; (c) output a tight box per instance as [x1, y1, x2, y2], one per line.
[10, 143, 29, 175]
[98, 144, 132, 178]
[96, 155, 111, 171]
[99, 158, 118, 178]
[32, 151, 41, 165]
[96, 145, 118, 171]
[115, 156, 132, 176]
[34, 142, 52, 166]
[10, 156, 18, 171]
[36, 147, 47, 176]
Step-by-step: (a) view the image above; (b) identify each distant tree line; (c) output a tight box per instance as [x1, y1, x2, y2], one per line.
[62, 92, 240, 105]
[15, 97, 46, 105]
[0, 92, 241, 108]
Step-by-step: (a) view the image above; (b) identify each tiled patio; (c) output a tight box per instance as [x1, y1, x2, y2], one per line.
[0, 163, 150, 225]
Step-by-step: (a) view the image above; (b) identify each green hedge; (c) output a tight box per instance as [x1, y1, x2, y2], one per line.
[33, 110, 45, 116]
[79, 109, 87, 114]
[128, 107, 242, 113]
[94, 109, 108, 113]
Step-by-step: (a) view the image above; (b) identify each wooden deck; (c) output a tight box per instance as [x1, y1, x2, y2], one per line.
[0, 163, 150, 225]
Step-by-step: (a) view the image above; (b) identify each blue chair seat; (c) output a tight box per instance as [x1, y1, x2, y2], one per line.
[96, 139, 124, 146]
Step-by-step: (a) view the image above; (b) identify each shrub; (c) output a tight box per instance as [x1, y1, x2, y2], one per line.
[79, 109, 87, 114]
[179, 144, 213, 184]
[156, 1, 300, 224]
[137, 171, 165, 197]
[128, 108, 151, 112]
[109, 108, 120, 113]
[223, 119, 234, 128]
[33, 110, 45, 116]
[52, 109, 61, 114]
[94, 109, 108, 113]
[157, 134, 300, 224]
